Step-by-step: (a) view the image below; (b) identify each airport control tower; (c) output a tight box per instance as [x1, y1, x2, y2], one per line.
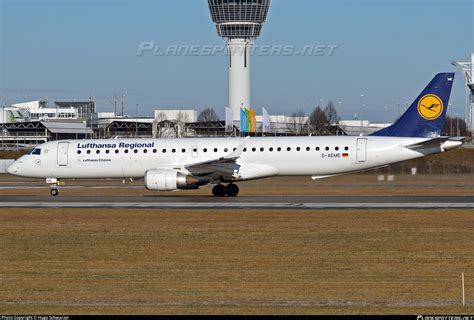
[453, 53, 474, 134]
[207, 0, 271, 121]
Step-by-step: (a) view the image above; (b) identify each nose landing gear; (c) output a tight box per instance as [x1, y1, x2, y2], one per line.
[46, 178, 63, 196]
[212, 183, 239, 197]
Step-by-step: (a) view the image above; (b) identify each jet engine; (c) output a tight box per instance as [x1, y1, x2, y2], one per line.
[144, 169, 199, 191]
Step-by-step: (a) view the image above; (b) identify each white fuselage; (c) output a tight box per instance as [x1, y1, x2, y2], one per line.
[8, 136, 433, 180]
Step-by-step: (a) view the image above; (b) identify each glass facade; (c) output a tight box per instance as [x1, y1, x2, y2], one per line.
[217, 24, 262, 38]
[208, 0, 270, 38]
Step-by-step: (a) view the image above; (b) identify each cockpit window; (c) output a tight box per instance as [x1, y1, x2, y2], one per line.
[30, 148, 41, 155]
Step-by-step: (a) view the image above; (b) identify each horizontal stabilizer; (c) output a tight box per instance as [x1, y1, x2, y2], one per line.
[403, 137, 449, 151]
[402, 136, 467, 155]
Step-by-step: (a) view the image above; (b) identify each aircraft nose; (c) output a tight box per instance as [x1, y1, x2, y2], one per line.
[6, 160, 18, 175]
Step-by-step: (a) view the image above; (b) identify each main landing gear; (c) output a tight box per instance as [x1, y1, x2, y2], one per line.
[212, 183, 239, 197]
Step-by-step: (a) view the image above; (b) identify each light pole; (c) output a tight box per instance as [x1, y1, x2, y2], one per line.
[135, 104, 139, 138]
[337, 101, 342, 136]
[449, 103, 453, 136]
[360, 94, 365, 134]
[456, 113, 459, 136]
[0, 95, 5, 150]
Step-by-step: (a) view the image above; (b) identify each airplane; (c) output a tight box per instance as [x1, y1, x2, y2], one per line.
[7, 73, 464, 197]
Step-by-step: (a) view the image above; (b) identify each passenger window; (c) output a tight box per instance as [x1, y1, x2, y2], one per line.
[296, 147, 300, 151]
[224, 148, 228, 152]
[287, 147, 291, 151]
[325, 147, 329, 151]
[269, 147, 273, 152]
[87, 150, 91, 154]
[125, 149, 129, 154]
[143, 149, 147, 153]
[182, 149, 186, 153]
[214, 148, 218, 152]
[243, 148, 247, 152]
[77, 150, 81, 155]
[134, 149, 138, 154]
[153, 149, 157, 153]
[233, 148, 236, 151]
[252, 147, 256, 152]
[345, 146, 349, 151]
[115, 150, 119, 154]
[306, 147, 310, 151]
[335, 147, 339, 151]
[106, 150, 110, 154]
[316, 147, 320, 151]
[162, 149, 166, 153]
[203, 148, 208, 152]
[277, 147, 281, 152]
[260, 147, 264, 152]
[193, 148, 198, 152]
[96, 150, 100, 154]
[172, 149, 176, 153]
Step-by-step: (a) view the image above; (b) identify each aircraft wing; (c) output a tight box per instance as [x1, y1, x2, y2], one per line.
[184, 137, 250, 178]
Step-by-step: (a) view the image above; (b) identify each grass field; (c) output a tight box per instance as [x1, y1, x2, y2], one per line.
[0, 208, 473, 315]
[0, 173, 473, 197]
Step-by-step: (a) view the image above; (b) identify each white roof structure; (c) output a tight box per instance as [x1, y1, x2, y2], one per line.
[11, 100, 47, 110]
[41, 120, 92, 134]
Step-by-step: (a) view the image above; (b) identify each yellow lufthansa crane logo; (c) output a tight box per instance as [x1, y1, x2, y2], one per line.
[417, 94, 443, 120]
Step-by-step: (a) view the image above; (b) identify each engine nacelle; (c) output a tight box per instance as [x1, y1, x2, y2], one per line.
[144, 169, 198, 191]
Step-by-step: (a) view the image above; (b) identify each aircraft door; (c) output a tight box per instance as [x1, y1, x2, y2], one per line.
[57, 142, 69, 166]
[356, 138, 367, 162]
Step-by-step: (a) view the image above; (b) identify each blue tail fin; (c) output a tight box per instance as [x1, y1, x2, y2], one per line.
[371, 73, 454, 137]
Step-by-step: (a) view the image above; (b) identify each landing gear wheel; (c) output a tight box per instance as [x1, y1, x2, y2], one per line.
[225, 183, 239, 197]
[50, 188, 59, 196]
[212, 184, 226, 197]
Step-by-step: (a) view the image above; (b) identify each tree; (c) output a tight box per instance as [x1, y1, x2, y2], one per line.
[154, 112, 168, 138]
[443, 115, 470, 137]
[198, 108, 220, 122]
[173, 111, 190, 138]
[309, 106, 328, 135]
[308, 100, 340, 135]
[324, 101, 340, 125]
[198, 108, 220, 136]
[287, 110, 308, 135]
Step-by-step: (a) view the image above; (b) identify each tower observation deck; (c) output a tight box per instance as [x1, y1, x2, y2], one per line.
[208, 0, 271, 121]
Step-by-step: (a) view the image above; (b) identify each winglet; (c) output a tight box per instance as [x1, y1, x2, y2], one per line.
[224, 136, 250, 160]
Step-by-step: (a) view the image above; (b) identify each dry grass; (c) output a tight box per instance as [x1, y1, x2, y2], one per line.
[0, 208, 473, 314]
[0, 174, 474, 196]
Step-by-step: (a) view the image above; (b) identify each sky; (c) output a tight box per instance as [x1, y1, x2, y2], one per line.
[1, 0, 473, 123]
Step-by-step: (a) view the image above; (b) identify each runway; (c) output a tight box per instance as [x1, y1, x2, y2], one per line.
[1, 195, 473, 209]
